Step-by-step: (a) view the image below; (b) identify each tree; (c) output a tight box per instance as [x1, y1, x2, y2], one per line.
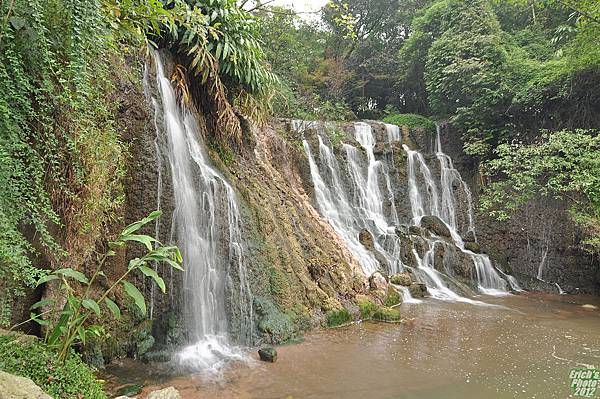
[481, 130, 600, 254]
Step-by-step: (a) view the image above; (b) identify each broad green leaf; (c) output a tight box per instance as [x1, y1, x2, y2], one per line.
[120, 210, 162, 236]
[55, 268, 89, 284]
[165, 258, 184, 271]
[121, 234, 157, 251]
[47, 302, 71, 345]
[30, 299, 54, 310]
[77, 325, 86, 344]
[139, 265, 166, 293]
[36, 274, 58, 287]
[128, 257, 143, 270]
[122, 281, 146, 316]
[104, 298, 121, 319]
[82, 299, 101, 316]
[30, 313, 49, 326]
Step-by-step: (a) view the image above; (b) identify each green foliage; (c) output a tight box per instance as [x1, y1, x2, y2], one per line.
[357, 298, 377, 319]
[383, 287, 401, 307]
[26, 211, 182, 363]
[255, 6, 354, 121]
[105, 0, 278, 142]
[372, 306, 401, 322]
[397, 0, 600, 156]
[481, 129, 600, 253]
[0, 334, 106, 399]
[326, 308, 351, 327]
[0, 0, 127, 326]
[383, 113, 436, 133]
[357, 297, 401, 321]
[322, 0, 428, 117]
[325, 125, 346, 147]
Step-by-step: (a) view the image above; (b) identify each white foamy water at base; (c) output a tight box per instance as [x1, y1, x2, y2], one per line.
[175, 335, 253, 377]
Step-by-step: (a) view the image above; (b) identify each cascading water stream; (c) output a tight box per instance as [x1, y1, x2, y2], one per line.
[146, 53, 253, 374]
[300, 121, 406, 294]
[403, 125, 521, 296]
[298, 118, 521, 301]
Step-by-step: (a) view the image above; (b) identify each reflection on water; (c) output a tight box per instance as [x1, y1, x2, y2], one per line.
[106, 294, 600, 399]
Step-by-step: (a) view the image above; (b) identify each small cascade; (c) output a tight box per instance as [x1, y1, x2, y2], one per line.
[402, 125, 514, 296]
[301, 121, 402, 275]
[147, 53, 253, 373]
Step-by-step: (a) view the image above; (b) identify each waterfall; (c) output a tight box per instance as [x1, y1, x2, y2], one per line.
[301, 122, 402, 275]
[146, 53, 253, 373]
[403, 125, 515, 296]
[299, 119, 522, 298]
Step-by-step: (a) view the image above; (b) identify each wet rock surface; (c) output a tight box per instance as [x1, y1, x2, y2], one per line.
[408, 282, 429, 298]
[258, 347, 278, 363]
[420, 215, 452, 238]
[390, 272, 413, 287]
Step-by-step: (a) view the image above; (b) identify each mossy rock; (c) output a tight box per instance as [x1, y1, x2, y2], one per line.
[383, 286, 402, 307]
[390, 272, 412, 287]
[0, 335, 106, 398]
[356, 297, 401, 323]
[326, 308, 352, 327]
[372, 307, 401, 322]
[254, 297, 295, 343]
[117, 384, 143, 396]
[357, 297, 377, 319]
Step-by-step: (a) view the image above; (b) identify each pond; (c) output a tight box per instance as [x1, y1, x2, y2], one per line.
[105, 294, 600, 399]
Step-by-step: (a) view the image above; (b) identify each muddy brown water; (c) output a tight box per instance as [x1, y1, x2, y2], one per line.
[105, 294, 600, 399]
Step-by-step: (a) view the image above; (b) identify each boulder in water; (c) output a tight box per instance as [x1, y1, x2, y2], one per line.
[408, 282, 429, 298]
[464, 241, 481, 253]
[117, 383, 143, 397]
[0, 370, 52, 399]
[463, 230, 477, 243]
[408, 225, 426, 236]
[420, 216, 451, 238]
[258, 347, 278, 363]
[390, 272, 413, 287]
[358, 229, 375, 251]
[147, 387, 182, 399]
[372, 306, 401, 322]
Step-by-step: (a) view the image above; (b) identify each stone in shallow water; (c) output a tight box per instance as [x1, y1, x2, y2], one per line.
[409, 282, 429, 298]
[117, 383, 143, 397]
[0, 370, 52, 399]
[258, 347, 278, 363]
[147, 386, 182, 399]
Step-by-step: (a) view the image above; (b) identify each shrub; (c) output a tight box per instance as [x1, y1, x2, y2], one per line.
[0, 334, 106, 399]
[382, 113, 436, 133]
